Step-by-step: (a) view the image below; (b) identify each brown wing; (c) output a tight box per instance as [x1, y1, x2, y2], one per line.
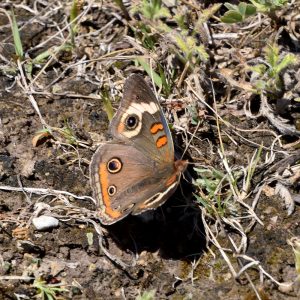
[90, 142, 178, 225]
[109, 74, 174, 164]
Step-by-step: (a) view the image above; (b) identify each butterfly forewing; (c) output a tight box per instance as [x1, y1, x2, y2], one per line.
[109, 74, 174, 164]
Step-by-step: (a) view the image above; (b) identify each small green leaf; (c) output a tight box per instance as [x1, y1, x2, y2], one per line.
[275, 54, 297, 74]
[245, 4, 256, 17]
[224, 3, 237, 11]
[194, 194, 210, 208]
[221, 11, 243, 23]
[250, 64, 267, 75]
[238, 2, 247, 16]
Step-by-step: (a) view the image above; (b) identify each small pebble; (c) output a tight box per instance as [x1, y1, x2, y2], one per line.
[32, 215, 59, 231]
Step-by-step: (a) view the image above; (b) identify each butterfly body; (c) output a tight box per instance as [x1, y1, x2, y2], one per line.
[90, 74, 187, 225]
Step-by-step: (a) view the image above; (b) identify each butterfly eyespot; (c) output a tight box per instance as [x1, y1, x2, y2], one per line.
[108, 185, 117, 196]
[125, 114, 139, 130]
[107, 158, 122, 174]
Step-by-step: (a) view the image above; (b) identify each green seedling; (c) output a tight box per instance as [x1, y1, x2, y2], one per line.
[193, 167, 228, 216]
[221, 2, 256, 24]
[249, 44, 297, 94]
[130, 1, 215, 80]
[26, 43, 73, 76]
[33, 278, 68, 300]
[135, 57, 162, 87]
[131, 0, 170, 21]
[32, 121, 81, 147]
[172, 34, 208, 65]
[136, 289, 156, 300]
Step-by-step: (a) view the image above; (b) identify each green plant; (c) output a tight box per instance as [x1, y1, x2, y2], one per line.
[70, 0, 83, 46]
[172, 34, 209, 64]
[131, 0, 170, 21]
[135, 57, 171, 96]
[136, 289, 156, 300]
[194, 145, 263, 218]
[249, 0, 288, 13]
[32, 121, 81, 147]
[221, 2, 256, 24]
[33, 278, 68, 300]
[130, 1, 217, 81]
[193, 166, 229, 216]
[249, 44, 297, 93]
[101, 88, 115, 121]
[11, 8, 23, 59]
[60, 120, 79, 145]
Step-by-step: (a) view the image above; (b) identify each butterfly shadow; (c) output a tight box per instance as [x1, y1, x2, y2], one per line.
[103, 166, 206, 261]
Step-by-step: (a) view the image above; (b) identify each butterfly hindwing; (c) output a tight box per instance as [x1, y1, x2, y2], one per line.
[90, 142, 177, 225]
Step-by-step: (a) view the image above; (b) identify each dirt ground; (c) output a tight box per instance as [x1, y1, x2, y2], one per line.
[0, 1, 300, 299]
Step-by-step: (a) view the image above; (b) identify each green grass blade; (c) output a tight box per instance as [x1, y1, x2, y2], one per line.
[11, 9, 23, 59]
[136, 57, 162, 88]
[101, 89, 115, 121]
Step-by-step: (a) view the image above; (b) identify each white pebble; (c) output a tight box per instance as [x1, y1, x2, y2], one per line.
[32, 216, 59, 231]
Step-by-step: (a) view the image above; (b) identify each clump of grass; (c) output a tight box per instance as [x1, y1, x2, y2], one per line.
[32, 119, 85, 147]
[101, 87, 115, 121]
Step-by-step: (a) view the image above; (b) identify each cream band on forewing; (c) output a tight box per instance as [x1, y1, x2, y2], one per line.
[140, 181, 177, 208]
[131, 101, 158, 114]
[119, 101, 159, 138]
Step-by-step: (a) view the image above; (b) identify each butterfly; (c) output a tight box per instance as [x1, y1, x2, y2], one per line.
[90, 74, 188, 225]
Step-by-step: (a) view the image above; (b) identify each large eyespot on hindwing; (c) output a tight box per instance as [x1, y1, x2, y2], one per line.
[107, 158, 122, 174]
[125, 114, 139, 130]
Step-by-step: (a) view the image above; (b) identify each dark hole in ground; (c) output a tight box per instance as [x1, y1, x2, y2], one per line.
[249, 94, 261, 115]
